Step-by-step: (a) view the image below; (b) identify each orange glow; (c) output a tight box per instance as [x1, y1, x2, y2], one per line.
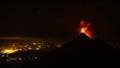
[81, 27, 87, 33]
[79, 21, 94, 38]
[1, 49, 18, 54]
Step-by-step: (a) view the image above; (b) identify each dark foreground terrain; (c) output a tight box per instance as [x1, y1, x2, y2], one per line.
[0, 33, 120, 68]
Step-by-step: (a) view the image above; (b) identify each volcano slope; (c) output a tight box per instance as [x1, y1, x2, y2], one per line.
[11, 33, 120, 67]
[38, 33, 120, 65]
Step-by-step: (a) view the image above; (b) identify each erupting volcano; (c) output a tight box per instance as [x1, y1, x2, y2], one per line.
[79, 21, 94, 38]
[5, 20, 119, 67]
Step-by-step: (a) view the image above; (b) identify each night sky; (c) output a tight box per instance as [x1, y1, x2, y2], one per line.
[0, 1, 120, 41]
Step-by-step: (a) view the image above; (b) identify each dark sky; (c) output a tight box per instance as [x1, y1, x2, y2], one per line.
[0, 1, 120, 41]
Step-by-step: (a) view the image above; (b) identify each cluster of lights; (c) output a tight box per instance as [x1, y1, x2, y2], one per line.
[0, 43, 42, 54]
[0, 42, 61, 64]
[0, 54, 39, 64]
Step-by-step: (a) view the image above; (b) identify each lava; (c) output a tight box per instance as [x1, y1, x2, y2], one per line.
[79, 21, 94, 38]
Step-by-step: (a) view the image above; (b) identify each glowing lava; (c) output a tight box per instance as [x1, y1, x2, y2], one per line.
[80, 21, 94, 38]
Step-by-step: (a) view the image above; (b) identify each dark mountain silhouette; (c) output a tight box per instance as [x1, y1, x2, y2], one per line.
[36, 33, 120, 66]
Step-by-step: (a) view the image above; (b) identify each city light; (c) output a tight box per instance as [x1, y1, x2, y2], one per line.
[0, 41, 62, 64]
[1, 49, 18, 54]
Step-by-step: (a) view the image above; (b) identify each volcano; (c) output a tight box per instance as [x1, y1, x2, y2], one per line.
[2, 21, 119, 67]
[37, 33, 120, 66]
[21, 21, 120, 67]
[3, 33, 119, 68]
